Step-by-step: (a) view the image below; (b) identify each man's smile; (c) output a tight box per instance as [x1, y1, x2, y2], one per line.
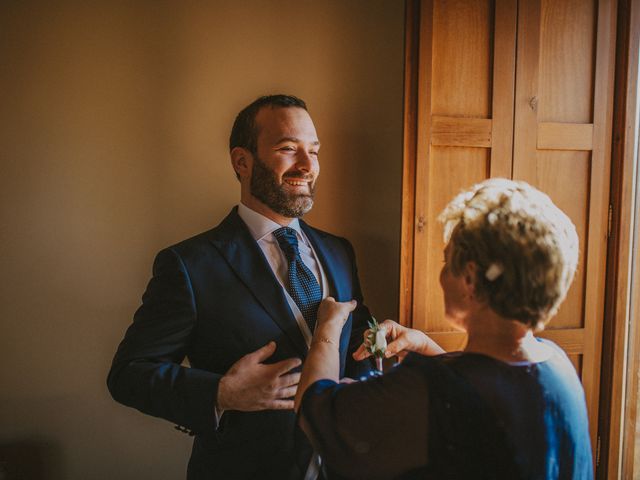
[283, 177, 314, 190]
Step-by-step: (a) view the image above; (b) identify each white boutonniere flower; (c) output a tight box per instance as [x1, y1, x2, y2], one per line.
[366, 317, 386, 373]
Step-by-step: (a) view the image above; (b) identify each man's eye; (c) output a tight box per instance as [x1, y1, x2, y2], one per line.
[280, 146, 295, 152]
[309, 151, 319, 156]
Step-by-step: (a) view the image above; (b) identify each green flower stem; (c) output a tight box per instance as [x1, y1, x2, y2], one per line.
[375, 356, 383, 373]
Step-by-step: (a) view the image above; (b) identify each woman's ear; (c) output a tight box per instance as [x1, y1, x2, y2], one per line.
[230, 147, 252, 179]
[463, 262, 478, 297]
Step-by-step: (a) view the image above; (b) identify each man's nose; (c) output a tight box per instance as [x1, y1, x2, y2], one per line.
[295, 150, 315, 172]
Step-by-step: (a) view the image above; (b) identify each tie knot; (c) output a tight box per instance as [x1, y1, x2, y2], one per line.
[273, 227, 300, 260]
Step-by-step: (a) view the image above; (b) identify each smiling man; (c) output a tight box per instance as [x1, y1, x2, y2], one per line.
[107, 95, 373, 480]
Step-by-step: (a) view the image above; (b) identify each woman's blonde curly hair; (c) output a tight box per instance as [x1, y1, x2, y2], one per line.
[438, 178, 579, 328]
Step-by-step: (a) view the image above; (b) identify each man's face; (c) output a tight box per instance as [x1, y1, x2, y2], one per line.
[249, 106, 320, 218]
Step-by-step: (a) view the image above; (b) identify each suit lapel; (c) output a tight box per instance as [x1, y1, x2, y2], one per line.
[302, 223, 356, 377]
[301, 222, 350, 302]
[208, 209, 308, 356]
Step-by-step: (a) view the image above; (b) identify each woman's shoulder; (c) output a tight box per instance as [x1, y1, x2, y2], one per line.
[400, 342, 580, 390]
[399, 352, 498, 395]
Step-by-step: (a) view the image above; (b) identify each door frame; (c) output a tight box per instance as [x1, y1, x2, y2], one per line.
[597, 0, 640, 476]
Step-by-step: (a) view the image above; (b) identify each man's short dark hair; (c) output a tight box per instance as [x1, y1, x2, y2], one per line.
[229, 94, 307, 153]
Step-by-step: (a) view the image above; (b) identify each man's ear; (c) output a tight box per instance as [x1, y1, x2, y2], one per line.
[230, 147, 252, 179]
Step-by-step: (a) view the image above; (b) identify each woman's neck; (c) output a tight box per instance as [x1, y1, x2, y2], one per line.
[463, 309, 548, 363]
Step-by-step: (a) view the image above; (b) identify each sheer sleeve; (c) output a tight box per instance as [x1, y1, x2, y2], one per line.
[299, 360, 430, 479]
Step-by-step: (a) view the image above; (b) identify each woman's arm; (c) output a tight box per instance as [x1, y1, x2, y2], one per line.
[298, 354, 430, 478]
[353, 319, 446, 363]
[295, 298, 430, 479]
[294, 297, 355, 412]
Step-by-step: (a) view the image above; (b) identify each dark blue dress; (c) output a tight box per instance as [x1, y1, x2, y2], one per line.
[299, 339, 593, 479]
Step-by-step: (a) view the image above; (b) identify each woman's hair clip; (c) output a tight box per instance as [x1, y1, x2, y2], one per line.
[485, 263, 504, 281]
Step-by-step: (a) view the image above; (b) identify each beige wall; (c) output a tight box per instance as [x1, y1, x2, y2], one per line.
[0, 2, 404, 478]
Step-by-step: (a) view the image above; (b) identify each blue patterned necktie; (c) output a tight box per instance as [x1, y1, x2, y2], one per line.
[273, 227, 322, 333]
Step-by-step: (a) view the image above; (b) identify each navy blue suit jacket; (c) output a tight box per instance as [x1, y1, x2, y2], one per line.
[107, 207, 372, 479]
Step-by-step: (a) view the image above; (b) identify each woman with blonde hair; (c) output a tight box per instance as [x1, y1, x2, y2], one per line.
[295, 178, 592, 479]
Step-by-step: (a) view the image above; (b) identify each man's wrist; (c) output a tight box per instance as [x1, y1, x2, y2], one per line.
[216, 375, 230, 411]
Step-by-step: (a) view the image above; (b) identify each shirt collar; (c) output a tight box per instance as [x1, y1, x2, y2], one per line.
[237, 203, 303, 242]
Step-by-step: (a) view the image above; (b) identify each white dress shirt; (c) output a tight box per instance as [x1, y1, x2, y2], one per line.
[237, 202, 329, 347]
[237, 203, 326, 480]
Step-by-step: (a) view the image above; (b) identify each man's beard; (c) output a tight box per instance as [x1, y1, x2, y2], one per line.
[249, 155, 316, 218]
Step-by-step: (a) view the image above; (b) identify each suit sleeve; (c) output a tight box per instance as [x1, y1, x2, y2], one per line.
[341, 238, 374, 379]
[107, 248, 219, 434]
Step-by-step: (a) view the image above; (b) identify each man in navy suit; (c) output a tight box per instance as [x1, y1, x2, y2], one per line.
[107, 95, 372, 479]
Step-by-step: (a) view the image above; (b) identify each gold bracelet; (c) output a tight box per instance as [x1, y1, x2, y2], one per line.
[312, 337, 338, 347]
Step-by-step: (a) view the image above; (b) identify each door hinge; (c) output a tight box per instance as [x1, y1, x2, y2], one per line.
[417, 215, 426, 233]
[595, 434, 601, 467]
[607, 204, 613, 239]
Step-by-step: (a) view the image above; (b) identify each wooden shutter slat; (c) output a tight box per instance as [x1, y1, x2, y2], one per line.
[430, 116, 492, 148]
[537, 122, 594, 150]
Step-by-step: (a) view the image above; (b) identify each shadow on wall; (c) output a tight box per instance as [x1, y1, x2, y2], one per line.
[0, 1, 404, 479]
[0, 441, 62, 480]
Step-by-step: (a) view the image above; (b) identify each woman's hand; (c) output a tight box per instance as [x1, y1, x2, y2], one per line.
[353, 319, 445, 362]
[316, 297, 357, 335]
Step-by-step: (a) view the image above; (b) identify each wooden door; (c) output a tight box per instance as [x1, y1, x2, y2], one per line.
[401, 0, 617, 451]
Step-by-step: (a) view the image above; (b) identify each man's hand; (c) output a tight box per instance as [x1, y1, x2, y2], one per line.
[217, 341, 301, 411]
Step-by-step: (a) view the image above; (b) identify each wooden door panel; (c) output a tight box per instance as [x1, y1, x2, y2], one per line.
[403, 0, 618, 459]
[537, 123, 594, 150]
[412, 0, 498, 334]
[510, 0, 616, 449]
[402, 0, 616, 457]
[568, 354, 583, 378]
[538, 0, 596, 123]
[534, 150, 590, 330]
[413, 147, 488, 332]
[431, 0, 493, 117]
